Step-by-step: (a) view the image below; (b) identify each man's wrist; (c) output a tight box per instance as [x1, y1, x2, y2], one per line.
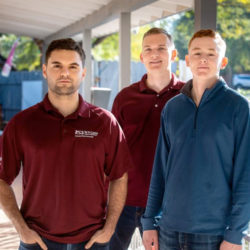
[17, 223, 30, 238]
[224, 229, 243, 245]
[141, 215, 157, 231]
[102, 223, 115, 238]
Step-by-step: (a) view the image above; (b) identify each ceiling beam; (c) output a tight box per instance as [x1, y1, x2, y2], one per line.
[45, 0, 158, 42]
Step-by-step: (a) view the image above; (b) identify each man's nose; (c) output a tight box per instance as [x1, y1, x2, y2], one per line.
[151, 49, 160, 58]
[60, 67, 69, 77]
[200, 57, 208, 63]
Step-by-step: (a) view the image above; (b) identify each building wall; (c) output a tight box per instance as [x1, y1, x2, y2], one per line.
[0, 71, 43, 122]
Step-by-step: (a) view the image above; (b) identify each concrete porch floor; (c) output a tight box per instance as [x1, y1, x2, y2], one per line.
[0, 170, 22, 250]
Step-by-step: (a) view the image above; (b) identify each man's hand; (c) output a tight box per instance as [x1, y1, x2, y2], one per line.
[85, 228, 112, 249]
[220, 240, 242, 250]
[143, 230, 159, 250]
[0, 179, 46, 250]
[20, 226, 47, 250]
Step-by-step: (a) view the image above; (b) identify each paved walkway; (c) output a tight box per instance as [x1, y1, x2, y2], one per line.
[0, 210, 19, 250]
[0, 171, 22, 250]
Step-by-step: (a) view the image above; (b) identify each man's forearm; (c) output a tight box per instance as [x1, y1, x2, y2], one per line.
[104, 172, 128, 235]
[0, 179, 28, 234]
[85, 172, 128, 249]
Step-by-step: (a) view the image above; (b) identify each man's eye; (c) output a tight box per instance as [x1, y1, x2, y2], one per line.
[53, 65, 61, 68]
[194, 53, 201, 56]
[70, 66, 77, 69]
[208, 54, 215, 56]
[159, 47, 166, 50]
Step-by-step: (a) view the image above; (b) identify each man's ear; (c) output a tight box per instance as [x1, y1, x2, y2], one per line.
[185, 55, 190, 67]
[42, 64, 47, 79]
[171, 49, 177, 61]
[82, 67, 87, 79]
[140, 53, 143, 63]
[220, 57, 228, 69]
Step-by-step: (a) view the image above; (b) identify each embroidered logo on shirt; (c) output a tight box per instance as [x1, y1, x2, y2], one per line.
[75, 130, 98, 138]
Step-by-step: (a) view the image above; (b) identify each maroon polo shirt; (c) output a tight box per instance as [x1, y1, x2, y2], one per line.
[0, 94, 132, 243]
[112, 74, 184, 207]
[0, 135, 2, 157]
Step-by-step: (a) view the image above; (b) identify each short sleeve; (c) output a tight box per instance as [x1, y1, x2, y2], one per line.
[104, 113, 132, 181]
[0, 118, 22, 184]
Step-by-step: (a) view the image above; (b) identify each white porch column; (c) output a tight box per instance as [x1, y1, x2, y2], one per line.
[119, 12, 131, 91]
[194, 0, 217, 31]
[42, 41, 48, 97]
[81, 29, 92, 102]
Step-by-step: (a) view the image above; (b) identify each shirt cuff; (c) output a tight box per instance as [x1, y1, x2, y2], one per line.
[224, 229, 243, 245]
[141, 215, 157, 231]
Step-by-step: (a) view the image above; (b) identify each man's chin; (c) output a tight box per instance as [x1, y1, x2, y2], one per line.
[52, 87, 77, 96]
[147, 66, 166, 72]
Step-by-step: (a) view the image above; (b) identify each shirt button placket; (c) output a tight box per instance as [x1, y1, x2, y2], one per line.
[61, 120, 67, 136]
[155, 93, 160, 108]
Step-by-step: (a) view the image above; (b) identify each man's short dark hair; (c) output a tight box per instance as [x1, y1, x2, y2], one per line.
[143, 27, 174, 49]
[45, 38, 86, 67]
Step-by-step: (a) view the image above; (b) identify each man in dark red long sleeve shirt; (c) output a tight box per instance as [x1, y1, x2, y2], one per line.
[109, 27, 184, 249]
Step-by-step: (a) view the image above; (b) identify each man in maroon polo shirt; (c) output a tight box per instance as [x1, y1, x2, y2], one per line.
[109, 27, 184, 249]
[0, 38, 131, 250]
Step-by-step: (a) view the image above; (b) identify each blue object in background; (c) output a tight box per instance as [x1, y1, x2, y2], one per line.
[22, 80, 43, 110]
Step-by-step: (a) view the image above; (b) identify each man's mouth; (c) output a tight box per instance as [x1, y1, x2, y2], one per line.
[57, 79, 72, 83]
[197, 66, 209, 70]
[150, 61, 162, 64]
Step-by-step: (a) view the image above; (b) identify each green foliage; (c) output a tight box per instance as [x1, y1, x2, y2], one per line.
[0, 34, 41, 71]
[167, 0, 250, 74]
[92, 25, 152, 61]
[237, 88, 250, 101]
[131, 25, 152, 61]
[171, 11, 194, 60]
[92, 33, 119, 61]
[217, 0, 250, 73]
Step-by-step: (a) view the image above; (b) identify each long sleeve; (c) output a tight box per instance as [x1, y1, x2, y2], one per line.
[224, 100, 250, 244]
[141, 109, 170, 230]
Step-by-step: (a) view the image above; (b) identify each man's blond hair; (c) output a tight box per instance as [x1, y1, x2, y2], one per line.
[143, 27, 175, 49]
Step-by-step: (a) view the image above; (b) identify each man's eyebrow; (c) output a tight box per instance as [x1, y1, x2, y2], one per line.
[191, 47, 216, 51]
[51, 61, 80, 66]
[143, 44, 167, 47]
[51, 61, 61, 64]
[70, 62, 80, 66]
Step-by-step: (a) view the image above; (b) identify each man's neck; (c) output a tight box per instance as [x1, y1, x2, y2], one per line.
[191, 76, 219, 107]
[48, 91, 79, 117]
[146, 70, 172, 93]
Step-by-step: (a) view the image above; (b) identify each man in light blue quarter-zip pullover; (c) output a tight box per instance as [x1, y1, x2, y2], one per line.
[142, 29, 250, 250]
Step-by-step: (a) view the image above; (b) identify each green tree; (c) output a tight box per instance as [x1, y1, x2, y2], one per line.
[0, 34, 41, 71]
[170, 0, 250, 75]
[92, 25, 152, 61]
[131, 25, 152, 61]
[217, 0, 250, 73]
[92, 33, 119, 61]
[171, 11, 194, 60]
